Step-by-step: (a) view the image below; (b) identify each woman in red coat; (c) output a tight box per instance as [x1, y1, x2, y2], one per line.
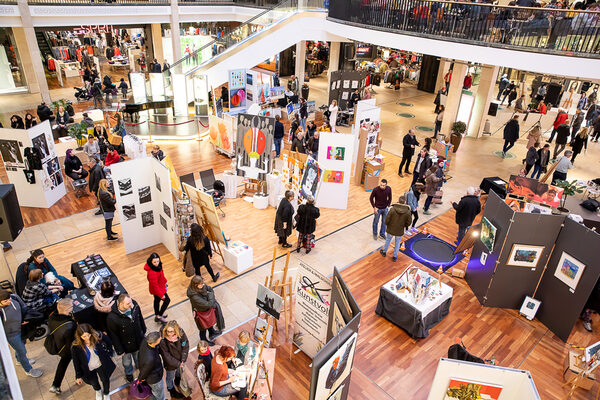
[144, 252, 170, 323]
[104, 145, 121, 167]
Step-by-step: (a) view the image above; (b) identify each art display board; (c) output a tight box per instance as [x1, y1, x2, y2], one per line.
[228, 69, 247, 111]
[278, 150, 307, 203]
[110, 157, 178, 257]
[208, 114, 236, 156]
[353, 102, 381, 160]
[193, 73, 209, 117]
[245, 70, 272, 105]
[172, 73, 188, 117]
[0, 121, 66, 208]
[130, 72, 147, 104]
[316, 132, 354, 209]
[310, 267, 361, 400]
[293, 260, 332, 358]
[427, 358, 540, 400]
[149, 73, 165, 98]
[235, 114, 275, 181]
[182, 182, 227, 246]
[328, 70, 367, 110]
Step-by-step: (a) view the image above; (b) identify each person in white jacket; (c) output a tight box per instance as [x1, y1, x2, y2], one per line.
[329, 100, 339, 132]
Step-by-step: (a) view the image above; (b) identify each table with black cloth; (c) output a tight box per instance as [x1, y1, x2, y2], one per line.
[479, 176, 507, 198]
[375, 274, 453, 338]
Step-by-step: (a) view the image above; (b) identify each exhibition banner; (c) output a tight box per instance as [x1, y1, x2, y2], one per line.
[293, 260, 332, 358]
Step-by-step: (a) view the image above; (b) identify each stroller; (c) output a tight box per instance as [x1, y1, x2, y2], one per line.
[74, 86, 93, 102]
[211, 180, 226, 217]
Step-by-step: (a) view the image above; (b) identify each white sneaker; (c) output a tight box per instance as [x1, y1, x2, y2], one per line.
[96, 390, 103, 400]
[104, 394, 111, 400]
[49, 386, 62, 394]
[25, 368, 43, 378]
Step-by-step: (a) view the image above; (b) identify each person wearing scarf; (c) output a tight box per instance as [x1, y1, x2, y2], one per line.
[144, 252, 169, 323]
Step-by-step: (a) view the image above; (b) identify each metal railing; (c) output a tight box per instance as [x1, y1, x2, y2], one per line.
[27, 0, 169, 4]
[168, 0, 298, 75]
[24, 0, 324, 7]
[328, 0, 600, 57]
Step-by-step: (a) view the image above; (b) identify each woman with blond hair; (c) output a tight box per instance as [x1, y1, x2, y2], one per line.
[234, 330, 256, 366]
[159, 321, 190, 398]
[570, 126, 589, 164]
[97, 179, 117, 241]
[71, 323, 115, 400]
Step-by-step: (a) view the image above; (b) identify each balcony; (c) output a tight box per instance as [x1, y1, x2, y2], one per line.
[328, 0, 600, 58]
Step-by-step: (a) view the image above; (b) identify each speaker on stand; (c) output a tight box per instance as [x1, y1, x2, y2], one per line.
[0, 184, 24, 290]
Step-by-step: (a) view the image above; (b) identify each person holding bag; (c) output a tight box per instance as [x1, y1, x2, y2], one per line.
[71, 323, 115, 400]
[180, 223, 219, 282]
[98, 179, 118, 241]
[159, 321, 190, 399]
[144, 252, 170, 323]
[187, 275, 222, 346]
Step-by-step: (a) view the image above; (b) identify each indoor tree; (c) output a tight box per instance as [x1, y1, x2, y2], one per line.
[553, 179, 584, 213]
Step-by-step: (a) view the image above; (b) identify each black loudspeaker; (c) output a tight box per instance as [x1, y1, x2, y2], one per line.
[545, 83, 562, 107]
[0, 184, 24, 242]
[343, 43, 355, 60]
[488, 102, 499, 117]
[417, 55, 440, 93]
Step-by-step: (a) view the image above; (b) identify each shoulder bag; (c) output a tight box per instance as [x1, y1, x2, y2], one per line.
[194, 308, 217, 330]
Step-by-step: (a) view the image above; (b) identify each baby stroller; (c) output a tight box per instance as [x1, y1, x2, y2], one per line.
[74, 86, 93, 102]
[211, 179, 226, 217]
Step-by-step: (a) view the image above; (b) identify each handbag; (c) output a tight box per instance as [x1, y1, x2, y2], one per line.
[174, 366, 193, 397]
[128, 380, 152, 399]
[194, 308, 217, 330]
[183, 250, 194, 277]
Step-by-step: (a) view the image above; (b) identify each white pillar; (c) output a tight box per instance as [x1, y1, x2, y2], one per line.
[170, 0, 181, 63]
[295, 40, 306, 88]
[151, 23, 164, 65]
[441, 60, 468, 134]
[469, 65, 500, 138]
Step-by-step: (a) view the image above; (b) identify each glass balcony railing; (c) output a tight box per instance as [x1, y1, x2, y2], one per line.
[26, 0, 169, 4]
[328, 0, 600, 57]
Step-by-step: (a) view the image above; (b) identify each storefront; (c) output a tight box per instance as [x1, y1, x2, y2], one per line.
[0, 28, 27, 94]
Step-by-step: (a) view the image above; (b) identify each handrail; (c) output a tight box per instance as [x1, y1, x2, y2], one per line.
[27, 0, 169, 4]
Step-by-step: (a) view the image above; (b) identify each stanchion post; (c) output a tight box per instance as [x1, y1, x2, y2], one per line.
[147, 120, 153, 144]
[196, 117, 202, 142]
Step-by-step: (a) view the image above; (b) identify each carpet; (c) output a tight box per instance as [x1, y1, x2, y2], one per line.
[399, 232, 465, 272]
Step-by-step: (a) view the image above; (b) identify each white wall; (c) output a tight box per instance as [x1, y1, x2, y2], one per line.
[316, 132, 354, 210]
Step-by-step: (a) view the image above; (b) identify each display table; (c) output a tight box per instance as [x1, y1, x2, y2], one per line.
[223, 241, 253, 274]
[266, 173, 282, 208]
[564, 195, 600, 231]
[375, 274, 453, 338]
[123, 133, 146, 159]
[253, 194, 268, 209]
[479, 176, 507, 198]
[222, 171, 238, 199]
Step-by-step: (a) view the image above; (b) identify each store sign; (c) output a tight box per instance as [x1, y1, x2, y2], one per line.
[73, 25, 114, 35]
[355, 44, 372, 56]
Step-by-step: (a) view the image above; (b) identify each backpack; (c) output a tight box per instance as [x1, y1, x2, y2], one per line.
[44, 320, 73, 356]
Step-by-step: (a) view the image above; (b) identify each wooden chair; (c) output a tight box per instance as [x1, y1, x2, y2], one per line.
[195, 362, 228, 400]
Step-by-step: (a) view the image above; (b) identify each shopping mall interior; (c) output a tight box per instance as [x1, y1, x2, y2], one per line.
[1, 0, 600, 399]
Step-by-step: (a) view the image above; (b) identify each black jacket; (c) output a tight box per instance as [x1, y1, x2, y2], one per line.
[299, 102, 308, 118]
[37, 104, 54, 122]
[187, 284, 217, 313]
[56, 111, 70, 127]
[159, 332, 190, 371]
[291, 137, 306, 153]
[535, 148, 550, 167]
[295, 203, 320, 235]
[99, 190, 116, 212]
[413, 153, 432, 179]
[71, 333, 115, 381]
[88, 164, 105, 194]
[25, 115, 37, 129]
[306, 136, 319, 153]
[503, 119, 519, 142]
[152, 63, 162, 73]
[571, 134, 588, 154]
[184, 236, 212, 269]
[10, 115, 24, 129]
[64, 156, 83, 176]
[402, 133, 420, 157]
[106, 300, 146, 355]
[555, 123, 570, 145]
[274, 121, 284, 139]
[138, 339, 163, 384]
[452, 195, 481, 227]
[47, 313, 77, 357]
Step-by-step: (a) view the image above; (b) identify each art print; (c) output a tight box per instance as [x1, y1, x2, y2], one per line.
[507, 244, 544, 268]
[314, 332, 357, 400]
[163, 202, 171, 218]
[118, 178, 132, 196]
[46, 157, 60, 176]
[122, 204, 136, 221]
[507, 174, 549, 202]
[236, 114, 274, 180]
[141, 210, 154, 228]
[160, 215, 167, 230]
[445, 378, 502, 400]
[256, 283, 283, 320]
[31, 133, 50, 161]
[327, 384, 344, 400]
[505, 197, 526, 212]
[50, 171, 63, 187]
[326, 146, 345, 160]
[155, 173, 161, 192]
[342, 80, 350, 89]
[323, 170, 344, 183]
[229, 88, 246, 108]
[585, 340, 600, 371]
[253, 317, 273, 347]
[138, 186, 151, 204]
[0, 139, 24, 168]
[480, 217, 497, 253]
[524, 202, 552, 215]
[331, 303, 345, 338]
[300, 157, 322, 200]
[554, 252, 585, 291]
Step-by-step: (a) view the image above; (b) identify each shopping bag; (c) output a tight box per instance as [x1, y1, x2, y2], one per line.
[174, 366, 194, 397]
[128, 380, 152, 399]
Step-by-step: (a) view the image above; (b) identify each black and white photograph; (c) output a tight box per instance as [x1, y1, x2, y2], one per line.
[32, 133, 50, 161]
[155, 172, 161, 192]
[122, 204, 136, 221]
[139, 186, 152, 204]
[163, 202, 171, 218]
[46, 157, 60, 176]
[141, 210, 154, 227]
[256, 283, 283, 320]
[50, 171, 63, 187]
[160, 215, 167, 230]
[0, 139, 24, 168]
[118, 178, 132, 196]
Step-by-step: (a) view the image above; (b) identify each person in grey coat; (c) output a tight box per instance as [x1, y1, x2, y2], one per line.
[524, 142, 540, 175]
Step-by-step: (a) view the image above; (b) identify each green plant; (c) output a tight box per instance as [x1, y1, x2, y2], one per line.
[68, 122, 89, 148]
[51, 99, 67, 112]
[451, 121, 467, 135]
[553, 179, 584, 210]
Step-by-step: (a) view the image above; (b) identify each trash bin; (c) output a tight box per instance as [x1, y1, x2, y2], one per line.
[301, 86, 309, 100]
[450, 133, 462, 153]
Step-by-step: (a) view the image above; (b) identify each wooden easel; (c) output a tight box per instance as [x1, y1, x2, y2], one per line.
[564, 355, 600, 399]
[249, 316, 273, 399]
[185, 185, 225, 263]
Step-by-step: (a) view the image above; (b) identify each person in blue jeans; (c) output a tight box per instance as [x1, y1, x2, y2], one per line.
[274, 115, 284, 157]
[379, 196, 412, 262]
[0, 289, 43, 378]
[532, 144, 550, 179]
[370, 179, 392, 240]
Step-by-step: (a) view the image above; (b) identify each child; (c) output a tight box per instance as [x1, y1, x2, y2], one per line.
[196, 340, 213, 381]
[118, 78, 128, 99]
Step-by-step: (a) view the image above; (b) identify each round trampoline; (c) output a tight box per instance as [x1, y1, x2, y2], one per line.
[411, 238, 456, 264]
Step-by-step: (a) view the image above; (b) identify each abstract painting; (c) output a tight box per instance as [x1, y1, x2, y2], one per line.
[118, 178, 132, 196]
[314, 332, 357, 400]
[554, 252, 585, 291]
[323, 170, 344, 183]
[507, 244, 544, 268]
[138, 186, 151, 204]
[236, 114, 274, 180]
[326, 146, 345, 160]
[141, 210, 154, 228]
[300, 157, 322, 200]
[480, 217, 497, 253]
[445, 379, 502, 400]
[122, 204, 136, 221]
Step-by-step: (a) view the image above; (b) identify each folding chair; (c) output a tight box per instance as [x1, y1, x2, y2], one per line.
[179, 172, 196, 188]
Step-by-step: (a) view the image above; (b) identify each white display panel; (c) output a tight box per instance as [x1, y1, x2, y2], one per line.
[130, 72, 147, 104]
[172, 73, 188, 117]
[458, 92, 475, 130]
[193, 73, 209, 117]
[316, 132, 355, 210]
[149, 73, 165, 98]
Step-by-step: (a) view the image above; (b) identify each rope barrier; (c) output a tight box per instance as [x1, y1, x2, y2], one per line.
[124, 120, 147, 126]
[198, 120, 209, 128]
[149, 119, 195, 126]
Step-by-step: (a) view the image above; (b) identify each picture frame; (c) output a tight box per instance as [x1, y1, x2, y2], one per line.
[554, 252, 586, 291]
[507, 244, 544, 268]
[519, 296, 541, 320]
[585, 340, 600, 371]
[480, 217, 497, 253]
[445, 378, 502, 400]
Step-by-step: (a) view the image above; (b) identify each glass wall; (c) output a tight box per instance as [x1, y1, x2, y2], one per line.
[0, 28, 27, 93]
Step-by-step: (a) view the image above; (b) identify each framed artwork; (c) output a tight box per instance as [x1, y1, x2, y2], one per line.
[299, 157, 322, 200]
[326, 146, 345, 160]
[323, 170, 344, 183]
[445, 378, 502, 400]
[524, 202, 552, 215]
[507, 244, 544, 268]
[256, 283, 283, 320]
[331, 303, 345, 338]
[326, 384, 344, 400]
[0, 139, 24, 168]
[585, 340, 600, 371]
[507, 174, 548, 202]
[314, 332, 357, 400]
[480, 217, 497, 253]
[505, 197, 525, 212]
[554, 252, 585, 291]
[519, 296, 541, 320]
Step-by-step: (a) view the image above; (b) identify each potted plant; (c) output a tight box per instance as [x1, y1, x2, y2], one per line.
[450, 121, 467, 153]
[553, 179, 584, 213]
[68, 121, 89, 150]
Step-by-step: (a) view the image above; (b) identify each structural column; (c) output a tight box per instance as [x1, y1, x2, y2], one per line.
[468, 65, 499, 138]
[150, 23, 165, 65]
[295, 40, 306, 89]
[16, 0, 50, 103]
[435, 58, 451, 93]
[441, 60, 468, 135]
[170, 0, 181, 63]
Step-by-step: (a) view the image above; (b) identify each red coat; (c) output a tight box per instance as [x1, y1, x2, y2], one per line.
[463, 75, 472, 89]
[104, 150, 120, 166]
[553, 111, 567, 128]
[144, 264, 167, 298]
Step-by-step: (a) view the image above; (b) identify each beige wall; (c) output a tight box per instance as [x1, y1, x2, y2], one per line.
[11, 27, 40, 94]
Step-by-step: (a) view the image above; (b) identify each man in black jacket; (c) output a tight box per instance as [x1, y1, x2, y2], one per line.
[106, 294, 147, 383]
[138, 332, 165, 400]
[47, 298, 77, 394]
[501, 115, 520, 158]
[398, 129, 420, 176]
[36, 102, 54, 122]
[291, 132, 306, 154]
[411, 148, 431, 187]
[87, 156, 105, 215]
[274, 115, 284, 157]
[553, 120, 571, 159]
[452, 187, 482, 244]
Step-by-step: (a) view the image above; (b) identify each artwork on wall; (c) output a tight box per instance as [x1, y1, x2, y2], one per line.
[229, 69, 246, 89]
[45, 157, 60, 176]
[31, 133, 50, 161]
[524, 202, 552, 215]
[236, 114, 274, 180]
[507, 174, 549, 203]
[0, 139, 24, 168]
[163, 202, 171, 218]
[331, 303, 346, 338]
[554, 252, 586, 291]
[314, 332, 357, 400]
[118, 178, 132, 196]
[160, 215, 167, 230]
[323, 170, 344, 183]
[50, 171, 63, 187]
[141, 210, 154, 228]
[208, 115, 234, 153]
[139, 186, 152, 204]
[539, 185, 563, 208]
[300, 157, 322, 200]
[480, 217, 497, 253]
[230, 88, 246, 108]
[585, 340, 600, 371]
[505, 197, 526, 212]
[256, 283, 283, 320]
[507, 244, 544, 268]
[122, 204, 136, 221]
[326, 384, 344, 400]
[326, 146, 345, 161]
[155, 173, 161, 192]
[445, 379, 502, 400]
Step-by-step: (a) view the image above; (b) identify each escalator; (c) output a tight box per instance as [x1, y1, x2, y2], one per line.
[35, 30, 52, 59]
